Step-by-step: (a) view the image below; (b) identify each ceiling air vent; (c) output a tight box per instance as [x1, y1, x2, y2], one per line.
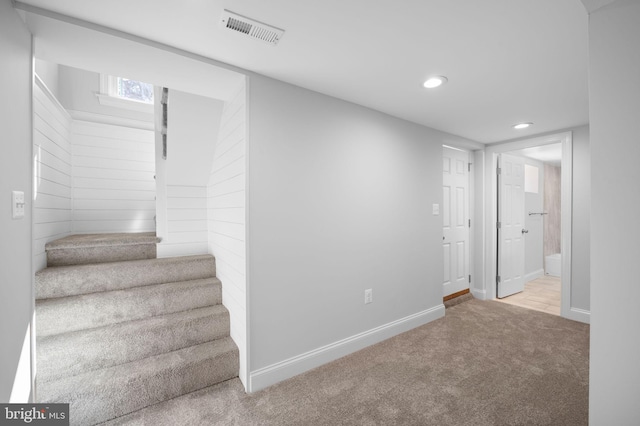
[221, 10, 285, 45]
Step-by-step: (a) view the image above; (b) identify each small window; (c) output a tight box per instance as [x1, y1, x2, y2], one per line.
[97, 75, 154, 112]
[524, 164, 539, 193]
[113, 77, 154, 104]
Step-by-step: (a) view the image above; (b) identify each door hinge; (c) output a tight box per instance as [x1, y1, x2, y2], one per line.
[496, 221, 501, 229]
[468, 162, 472, 172]
[468, 219, 471, 228]
[496, 275, 501, 285]
[496, 167, 502, 175]
[469, 275, 471, 283]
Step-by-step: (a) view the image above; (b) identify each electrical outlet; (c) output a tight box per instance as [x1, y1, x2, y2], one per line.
[364, 289, 373, 304]
[12, 191, 25, 219]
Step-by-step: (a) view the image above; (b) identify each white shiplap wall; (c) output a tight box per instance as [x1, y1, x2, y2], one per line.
[156, 185, 208, 257]
[71, 120, 155, 234]
[207, 83, 247, 386]
[33, 76, 72, 271]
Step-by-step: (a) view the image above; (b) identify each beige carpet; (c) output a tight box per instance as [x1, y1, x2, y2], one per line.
[102, 299, 590, 426]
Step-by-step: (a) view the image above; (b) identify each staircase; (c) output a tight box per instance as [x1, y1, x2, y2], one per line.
[35, 233, 239, 426]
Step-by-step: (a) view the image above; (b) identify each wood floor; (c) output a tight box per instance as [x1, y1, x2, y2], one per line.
[497, 275, 561, 315]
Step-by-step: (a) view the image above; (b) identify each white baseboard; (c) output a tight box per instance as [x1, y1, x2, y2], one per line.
[565, 307, 591, 324]
[471, 288, 487, 300]
[525, 269, 545, 283]
[248, 304, 445, 393]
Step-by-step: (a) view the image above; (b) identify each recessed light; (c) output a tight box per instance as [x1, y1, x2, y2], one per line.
[513, 122, 533, 130]
[423, 76, 448, 89]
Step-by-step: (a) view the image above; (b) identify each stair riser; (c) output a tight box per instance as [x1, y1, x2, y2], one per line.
[36, 279, 221, 337]
[38, 342, 239, 426]
[36, 255, 216, 299]
[47, 244, 157, 267]
[37, 307, 230, 384]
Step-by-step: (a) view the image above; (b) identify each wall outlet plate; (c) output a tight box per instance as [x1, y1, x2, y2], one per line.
[364, 288, 373, 304]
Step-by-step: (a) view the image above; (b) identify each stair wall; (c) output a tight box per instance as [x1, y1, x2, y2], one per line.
[207, 82, 248, 387]
[33, 75, 73, 272]
[70, 120, 155, 234]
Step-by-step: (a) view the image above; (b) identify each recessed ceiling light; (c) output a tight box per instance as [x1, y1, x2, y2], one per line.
[513, 122, 533, 130]
[423, 76, 448, 89]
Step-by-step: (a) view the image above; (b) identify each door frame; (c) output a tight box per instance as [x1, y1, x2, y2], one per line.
[483, 131, 585, 323]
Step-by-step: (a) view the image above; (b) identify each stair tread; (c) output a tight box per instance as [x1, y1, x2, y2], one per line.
[45, 233, 161, 250]
[36, 254, 216, 299]
[36, 278, 222, 336]
[37, 305, 231, 384]
[38, 338, 239, 425]
[97, 380, 242, 426]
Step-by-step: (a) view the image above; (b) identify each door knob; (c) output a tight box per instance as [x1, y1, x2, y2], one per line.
[521, 229, 529, 234]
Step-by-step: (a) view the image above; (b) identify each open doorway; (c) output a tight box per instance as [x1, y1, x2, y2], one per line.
[485, 132, 573, 319]
[496, 144, 562, 315]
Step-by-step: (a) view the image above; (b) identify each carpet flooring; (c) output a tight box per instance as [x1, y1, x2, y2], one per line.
[102, 299, 590, 426]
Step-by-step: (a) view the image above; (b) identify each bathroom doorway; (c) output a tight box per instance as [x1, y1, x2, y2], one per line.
[497, 144, 562, 315]
[485, 131, 574, 320]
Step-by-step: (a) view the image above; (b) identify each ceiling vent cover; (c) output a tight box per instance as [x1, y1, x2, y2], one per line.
[221, 10, 284, 45]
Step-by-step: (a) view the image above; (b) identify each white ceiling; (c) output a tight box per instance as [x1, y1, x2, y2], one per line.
[510, 143, 563, 166]
[16, 0, 590, 144]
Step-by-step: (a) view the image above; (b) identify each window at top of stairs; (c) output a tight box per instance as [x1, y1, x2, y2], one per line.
[96, 74, 154, 113]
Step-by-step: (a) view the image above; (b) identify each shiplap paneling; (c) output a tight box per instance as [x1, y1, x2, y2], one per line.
[71, 120, 155, 234]
[207, 83, 247, 386]
[33, 76, 72, 271]
[157, 185, 209, 258]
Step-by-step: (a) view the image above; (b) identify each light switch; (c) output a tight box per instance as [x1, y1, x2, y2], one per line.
[12, 191, 25, 219]
[432, 203, 439, 215]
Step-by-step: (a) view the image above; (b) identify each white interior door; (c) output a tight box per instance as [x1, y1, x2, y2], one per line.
[443, 146, 470, 297]
[497, 153, 525, 298]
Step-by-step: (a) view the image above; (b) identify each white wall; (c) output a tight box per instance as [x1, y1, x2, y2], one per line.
[247, 75, 477, 391]
[207, 82, 247, 386]
[33, 76, 72, 271]
[587, 2, 640, 423]
[523, 158, 544, 281]
[35, 59, 59, 99]
[58, 65, 153, 123]
[472, 150, 486, 300]
[544, 163, 562, 258]
[0, 0, 33, 402]
[571, 125, 590, 312]
[157, 90, 224, 257]
[70, 120, 155, 234]
[165, 91, 223, 187]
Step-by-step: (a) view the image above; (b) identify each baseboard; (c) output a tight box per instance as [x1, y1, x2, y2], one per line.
[471, 288, 487, 300]
[443, 288, 470, 302]
[566, 307, 591, 324]
[248, 304, 445, 393]
[525, 269, 544, 283]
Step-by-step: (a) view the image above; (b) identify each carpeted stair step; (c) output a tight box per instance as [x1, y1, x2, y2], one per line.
[37, 305, 231, 384]
[45, 233, 161, 267]
[38, 338, 239, 426]
[36, 278, 221, 337]
[36, 254, 216, 299]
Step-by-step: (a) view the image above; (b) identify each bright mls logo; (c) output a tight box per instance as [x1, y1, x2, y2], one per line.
[1, 404, 69, 425]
